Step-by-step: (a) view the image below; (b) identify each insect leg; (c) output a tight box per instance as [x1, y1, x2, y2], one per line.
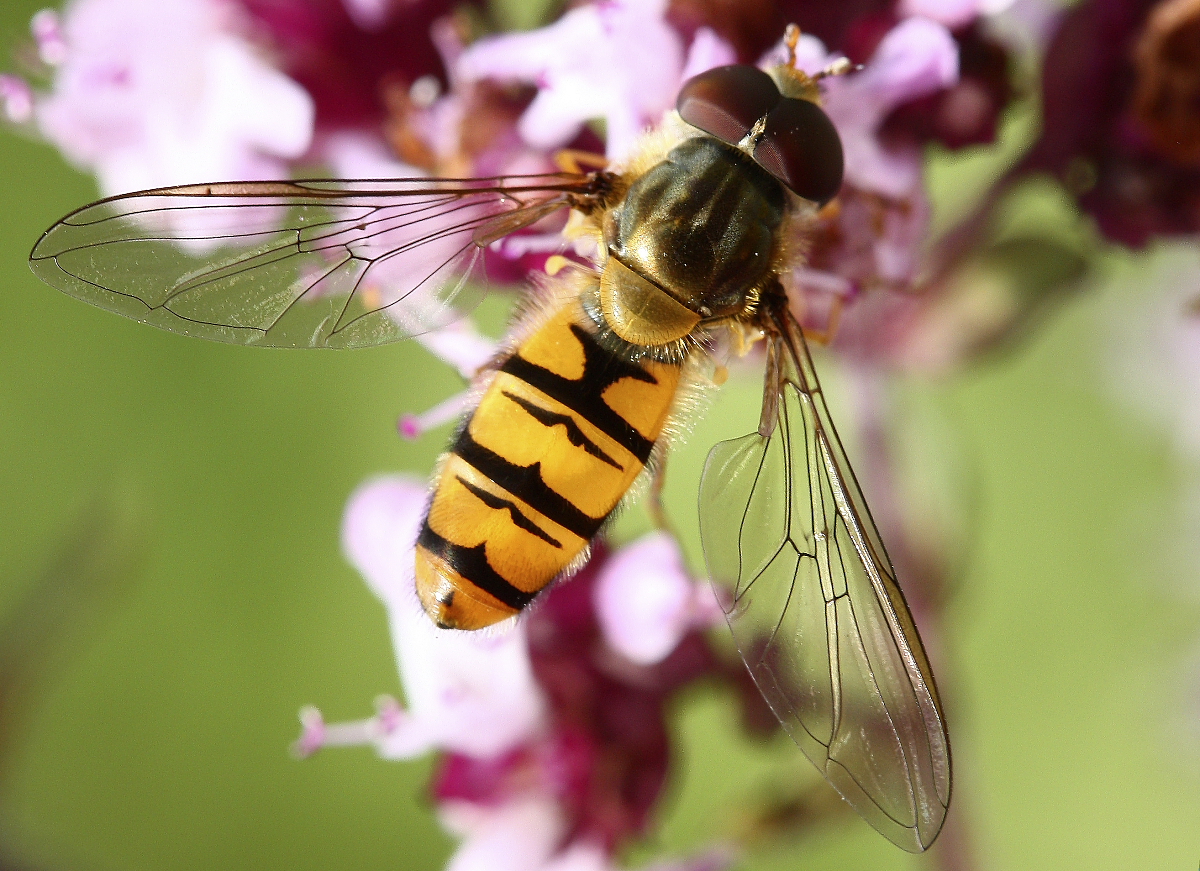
[799, 294, 845, 346]
[758, 335, 784, 438]
[646, 458, 680, 540]
[554, 149, 609, 175]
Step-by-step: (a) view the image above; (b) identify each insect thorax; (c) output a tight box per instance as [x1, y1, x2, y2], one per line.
[597, 136, 787, 348]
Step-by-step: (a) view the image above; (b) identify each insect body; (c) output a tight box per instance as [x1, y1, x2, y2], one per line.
[30, 49, 951, 853]
[416, 300, 682, 628]
[416, 131, 790, 630]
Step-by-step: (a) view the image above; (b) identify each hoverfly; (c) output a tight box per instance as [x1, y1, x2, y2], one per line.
[29, 31, 951, 852]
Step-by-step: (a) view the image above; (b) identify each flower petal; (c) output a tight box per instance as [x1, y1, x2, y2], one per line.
[440, 797, 566, 871]
[680, 27, 737, 82]
[900, 0, 991, 29]
[457, 0, 684, 159]
[343, 477, 547, 757]
[35, 0, 313, 196]
[822, 17, 959, 197]
[593, 532, 706, 665]
[541, 842, 614, 871]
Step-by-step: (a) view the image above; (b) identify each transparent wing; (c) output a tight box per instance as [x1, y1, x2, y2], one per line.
[29, 175, 599, 348]
[698, 310, 951, 852]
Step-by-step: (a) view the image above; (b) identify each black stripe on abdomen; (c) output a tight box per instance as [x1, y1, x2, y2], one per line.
[454, 475, 562, 548]
[501, 390, 623, 471]
[452, 429, 605, 542]
[499, 324, 656, 463]
[417, 525, 535, 611]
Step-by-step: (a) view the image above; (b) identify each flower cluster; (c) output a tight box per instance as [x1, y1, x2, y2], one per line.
[7, 0, 1016, 307]
[18, 0, 314, 196]
[15, 0, 1200, 867]
[1019, 0, 1200, 246]
[295, 477, 736, 871]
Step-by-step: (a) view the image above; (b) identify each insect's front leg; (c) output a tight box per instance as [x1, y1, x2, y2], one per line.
[554, 149, 609, 175]
[799, 294, 844, 346]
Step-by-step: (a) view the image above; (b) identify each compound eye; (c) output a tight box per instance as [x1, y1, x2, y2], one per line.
[677, 65, 781, 145]
[754, 98, 844, 205]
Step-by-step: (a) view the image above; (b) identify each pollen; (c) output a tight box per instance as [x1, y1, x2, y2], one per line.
[544, 255, 571, 276]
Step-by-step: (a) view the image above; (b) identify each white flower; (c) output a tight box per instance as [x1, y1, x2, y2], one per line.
[440, 797, 567, 871]
[340, 476, 547, 759]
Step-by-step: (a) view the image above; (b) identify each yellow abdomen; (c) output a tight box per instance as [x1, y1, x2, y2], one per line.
[415, 299, 682, 629]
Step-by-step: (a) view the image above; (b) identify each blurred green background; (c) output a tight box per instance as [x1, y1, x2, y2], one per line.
[2, 1, 1200, 869]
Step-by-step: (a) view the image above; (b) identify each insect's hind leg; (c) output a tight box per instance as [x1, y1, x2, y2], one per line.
[645, 456, 684, 544]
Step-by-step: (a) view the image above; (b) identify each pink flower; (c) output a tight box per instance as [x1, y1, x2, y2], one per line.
[0, 74, 32, 123]
[35, 0, 313, 197]
[593, 532, 723, 666]
[678, 27, 738, 81]
[236, 0, 454, 132]
[456, 0, 733, 159]
[780, 18, 957, 315]
[822, 16, 960, 199]
[1021, 0, 1200, 245]
[31, 8, 69, 65]
[319, 132, 501, 383]
[788, 179, 935, 314]
[900, 0, 1011, 29]
[437, 801, 731, 871]
[306, 472, 746, 868]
